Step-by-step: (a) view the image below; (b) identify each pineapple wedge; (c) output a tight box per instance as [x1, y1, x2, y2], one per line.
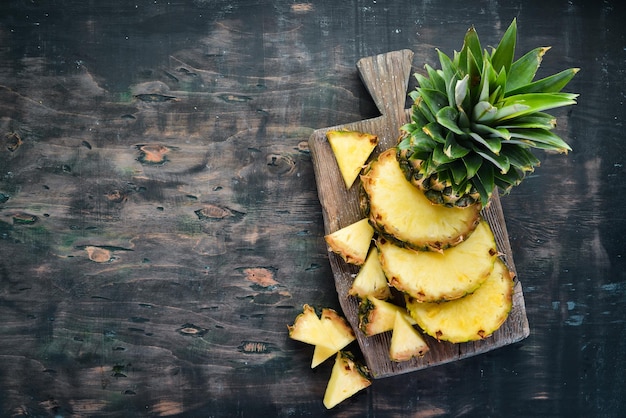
[327, 130, 378, 189]
[378, 220, 498, 302]
[310, 308, 356, 368]
[323, 351, 372, 409]
[312, 345, 337, 369]
[325, 218, 374, 265]
[288, 304, 332, 348]
[358, 295, 416, 336]
[348, 247, 392, 300]
[361, 148, 480, 251]
[405, 258, 514, 343]
[288, 305, 356, 368]
[389, 310, 429, 362]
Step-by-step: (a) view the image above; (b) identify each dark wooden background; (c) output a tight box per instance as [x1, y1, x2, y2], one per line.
[1, 0, 625, 416]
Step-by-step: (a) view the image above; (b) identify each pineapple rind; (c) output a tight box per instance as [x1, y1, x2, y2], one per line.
[323, 351, 372, 409]
[378, 220, 498, 302]
[405, 258, 514, 343]
[327, 130, 379, 189]
[361, 149, 480, 252]
[389, 311, 430, 362]
[325, 218, 374, 265]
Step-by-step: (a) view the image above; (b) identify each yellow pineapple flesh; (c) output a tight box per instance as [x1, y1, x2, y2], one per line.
[288, 305, 355, 367]
[310, 308, 356, 367]
[348, 247, 391, 300]
[312, 345, 337, 369]
[389, 310, 429, 362]
[358, 295, 416, 336]
[324, 218, 374, 265]
[360, 148, 480, 251]
[405, 258, 514, 343]
[323, 351, 372, 409]
[288, 304, 332, 348]
[378, 220, 498, 302]
[327, 130, 378, 189]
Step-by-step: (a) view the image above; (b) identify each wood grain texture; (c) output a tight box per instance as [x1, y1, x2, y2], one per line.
[309, 50, 530, 378]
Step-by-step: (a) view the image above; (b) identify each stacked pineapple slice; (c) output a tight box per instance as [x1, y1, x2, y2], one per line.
[325, 134, 512, 345]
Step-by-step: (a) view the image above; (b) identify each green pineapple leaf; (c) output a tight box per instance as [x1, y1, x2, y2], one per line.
[436, 106, 464, 135]
[506, 46, 550, 92]
[506, 68, 580, 95]
[397, 18, 578, 208]
[490, 19, 517, 74]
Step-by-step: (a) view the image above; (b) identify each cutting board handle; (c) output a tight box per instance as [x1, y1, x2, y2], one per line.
[356, 49, 415, 128]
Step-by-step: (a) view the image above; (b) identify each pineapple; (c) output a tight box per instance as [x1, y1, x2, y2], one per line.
[361, 148, 481, 252]
[405, 258, 514, 343]
[288, 304, 330, 347]
[325, 218, 374, 265]
[378, 220, 498, 302]
[323, 351, 372, 409]
[389, 310, 429, 362]
[348, 247, 392, 300]
[288, 305, 356, 368]
[397, 18, 578, 208]
[358, 295, 416, 336]
[311, 308, 357, 367]
[327, 130, 379, 189]
[312, 345, 337, 369]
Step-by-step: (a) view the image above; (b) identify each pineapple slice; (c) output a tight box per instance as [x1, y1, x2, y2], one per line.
[378, 220, 498, 302]
[405, 258, 514, 343]
[323, 351, 372, 409]
[310, 308, 356, 368]
[360, 148, 480, 251]
[325, 218, 374, 265]
[288, 305, 356, 368]
[288, 304, 332, 348]
[327, 130, 378, 189]
[389, 311, 429, 362]
[312, 345, 337, 369]
[348, 247, 392, 300]
[358, 295, 416, 336]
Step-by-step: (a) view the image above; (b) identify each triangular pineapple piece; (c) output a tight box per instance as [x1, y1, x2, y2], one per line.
[310, 308, 356, 368]
[389, 311, 429, 362]
[405, 258, 514, 343]
[325, 218, 374, 265]
[348, 247, 392, 300]
[378, 220, 498, 303]
[312, 344, 336, 368]
[288, 304, 334, 348]
[358, 295, 416, 336]
[323, 351, 372, 409]
[327, 130, 378, 189]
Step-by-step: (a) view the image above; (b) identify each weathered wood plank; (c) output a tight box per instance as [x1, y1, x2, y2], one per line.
[309, 50, 530, 378]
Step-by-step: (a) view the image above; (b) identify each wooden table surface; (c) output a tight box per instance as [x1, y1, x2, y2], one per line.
[1, 1, 625, 416]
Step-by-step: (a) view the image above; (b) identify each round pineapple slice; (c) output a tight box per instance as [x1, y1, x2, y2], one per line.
[360, 148, 480, 251]
[405, 258, 514, 343]
[378, 220, 498, 302]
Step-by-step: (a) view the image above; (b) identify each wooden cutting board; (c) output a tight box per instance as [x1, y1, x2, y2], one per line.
[308, 49, 530, 379]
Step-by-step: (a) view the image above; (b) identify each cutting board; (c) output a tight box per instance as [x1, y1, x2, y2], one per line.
[308, 49, 530, 379]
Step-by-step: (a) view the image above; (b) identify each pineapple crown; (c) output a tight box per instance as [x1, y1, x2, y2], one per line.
[398, 19, 579, 207]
